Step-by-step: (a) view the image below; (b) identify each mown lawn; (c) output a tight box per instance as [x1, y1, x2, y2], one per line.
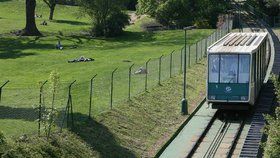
[0, 0, 215, 141]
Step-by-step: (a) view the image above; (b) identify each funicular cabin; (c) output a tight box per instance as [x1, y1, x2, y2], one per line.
[207, 32, 269, 109]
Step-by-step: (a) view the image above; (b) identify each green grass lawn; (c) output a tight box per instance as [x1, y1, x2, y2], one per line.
[0, 0, 218, 138]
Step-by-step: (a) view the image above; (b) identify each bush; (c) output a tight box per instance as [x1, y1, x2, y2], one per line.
[103, 11, 130, 37]
[78, 0, 129, 37]
[155, 0, 192, 28]
[0, 131, 94, 158]
[264, 74, 280, 158]
[193, 19, 211, 29]
[137, 0, 229, 29]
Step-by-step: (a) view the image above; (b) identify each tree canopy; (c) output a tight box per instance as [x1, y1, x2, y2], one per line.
[137, 0, 229, 28]
[78, 0, 129, 37]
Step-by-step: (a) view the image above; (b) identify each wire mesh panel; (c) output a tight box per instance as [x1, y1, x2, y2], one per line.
[189, 44, 196, 66]
[172, 50, 182, 76]
[0, 83, 39, 137]
[113, 67, 129, 105]
[161, 54, 171, 81]
[0, 20, 234, 137]
[147, 58, 160, 90]
[91, 72, 111, 115]
[131, 63, 146, 96]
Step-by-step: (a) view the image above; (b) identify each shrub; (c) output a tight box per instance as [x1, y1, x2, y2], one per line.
[78, 0, 129, 37]
[263, 74, 280, 158]
[154, 0, 193, 28]
[0, 131, 94, 158]
[193, 19, 211, 29]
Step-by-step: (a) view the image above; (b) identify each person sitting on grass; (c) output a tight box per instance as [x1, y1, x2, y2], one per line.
[134, 67, 148, 74]
[40, 20, 48, 26]
[56, 40, 63, 50]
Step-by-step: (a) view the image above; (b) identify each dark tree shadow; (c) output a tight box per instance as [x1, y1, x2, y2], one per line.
[51, 20, 89, 26]
[0, 106, 38, 121]
[0, 37, 54, 59]
[0, 0, 12, 2]
[71, 113, 136, 158]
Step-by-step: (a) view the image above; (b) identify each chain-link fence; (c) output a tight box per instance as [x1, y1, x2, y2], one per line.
[0, 17, 233, 137]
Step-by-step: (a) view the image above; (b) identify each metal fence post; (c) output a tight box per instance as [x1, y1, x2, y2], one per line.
[88, 74, 97, 119]
[128, 64, 134, 100]
[38, 80, 47, 136]
[188, 45, 191, 68]
[0, 80, 9, 103]
[205, 38, 207, 57]
[200, 41, 203, 59]
[110, 68, 118, 109]
[196, 42, 198, 64]
[227, 14, 230, 33]
[158, 55, 164, 85]
[170, 50, 175, 78]
[68, 80, 76, 129]
[215, 30, 217, 42]
[180, 47, 184, 73]
[145, 59, 151, 91]
[61, 80, 76, 131]
[211, 33, 213, 45]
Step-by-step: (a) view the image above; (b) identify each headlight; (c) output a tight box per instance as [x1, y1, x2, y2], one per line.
[210, 95, 216, 100]
[240, 96, 248, 101]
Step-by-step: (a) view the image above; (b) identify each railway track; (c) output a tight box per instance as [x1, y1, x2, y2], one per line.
[186, 111, 246, 158]
[157, 2, 277, 158]
[232, 1, 266, 33]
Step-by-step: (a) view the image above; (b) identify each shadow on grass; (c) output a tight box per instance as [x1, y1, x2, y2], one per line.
[0, 0, 12, 2]
[0, 37, 54, 59]
[0, 106, 37, 121]
[71, 113, 136, 158]
[51, 20, 89, 26]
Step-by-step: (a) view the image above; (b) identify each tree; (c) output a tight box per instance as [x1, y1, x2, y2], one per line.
[264, 0, 280, 16]
[136, 0, 228, 29]
[22, 0, 41, 36]
[155, 0, 193, 27]
[124, 0, 138, 10]
[136, 0, 163, 16]
[78, 0, 129, 37]
[43, 0, 57, 20]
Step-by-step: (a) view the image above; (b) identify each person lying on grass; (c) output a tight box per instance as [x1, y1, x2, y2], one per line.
[68, 56, 94, 63]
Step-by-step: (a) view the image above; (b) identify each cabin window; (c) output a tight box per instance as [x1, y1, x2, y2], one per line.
[220, 55, 238, 83]
[208, 55, 220, 83]
[238, 55, 250, 83]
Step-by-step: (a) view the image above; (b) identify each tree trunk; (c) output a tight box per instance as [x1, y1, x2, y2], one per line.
[49, 4, 56, 20]
[22, 0, 41, 36]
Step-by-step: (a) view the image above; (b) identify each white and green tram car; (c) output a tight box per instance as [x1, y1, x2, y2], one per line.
[207, 32, 269, 109]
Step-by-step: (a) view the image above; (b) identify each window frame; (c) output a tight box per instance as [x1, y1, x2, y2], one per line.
[208, 53, 251, 84]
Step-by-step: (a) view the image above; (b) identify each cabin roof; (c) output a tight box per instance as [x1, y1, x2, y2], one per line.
[208, 32, 268, 54]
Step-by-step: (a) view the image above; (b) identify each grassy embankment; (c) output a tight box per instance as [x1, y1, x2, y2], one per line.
[0, 0, 210, 157]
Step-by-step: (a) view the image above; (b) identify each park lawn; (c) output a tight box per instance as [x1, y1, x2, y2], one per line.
[72, 59, 207, 158]
[0, 0, 214, 138]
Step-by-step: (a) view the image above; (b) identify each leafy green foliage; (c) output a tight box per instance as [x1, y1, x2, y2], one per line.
[155, 0, 192, 27]
[0, 132, 94, 158]
[136, 0, 160, 16]
[264, 74, 280, 158]
[77, 0, 129, 37]
[124, 0, 137, 10]
[0, 131, 5, 145]
[46, 71, 61, 139]
[247, 0, 280, 16]
[136, 0, 228, 28]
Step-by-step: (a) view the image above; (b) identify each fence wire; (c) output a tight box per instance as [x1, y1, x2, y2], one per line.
[0, 18, 232, 137]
